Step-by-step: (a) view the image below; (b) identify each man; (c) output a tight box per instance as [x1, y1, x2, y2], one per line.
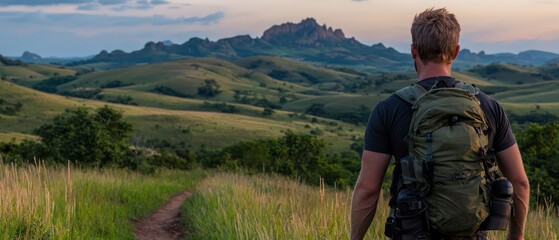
[350, 8, 530, 240]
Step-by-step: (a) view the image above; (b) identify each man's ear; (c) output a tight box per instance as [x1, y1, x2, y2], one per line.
[452, 45, 460, 60]
[411, 44, 417, 59]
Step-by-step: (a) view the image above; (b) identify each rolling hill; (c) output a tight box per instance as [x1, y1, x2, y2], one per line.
[0, 55, 76, 85]
[0, 78, 363, 152]
[2, 55, 559, 152]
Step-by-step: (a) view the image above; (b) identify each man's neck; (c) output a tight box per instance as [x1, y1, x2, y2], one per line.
[416, 61, 452, 81]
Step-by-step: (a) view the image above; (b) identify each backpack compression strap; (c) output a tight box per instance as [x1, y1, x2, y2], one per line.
[455, 82, 481, 95]
[396, 82, 481, 105]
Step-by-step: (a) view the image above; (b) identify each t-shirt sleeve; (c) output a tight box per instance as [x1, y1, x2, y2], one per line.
[363, 101, 392, 154]
[490, 98, 516, 152]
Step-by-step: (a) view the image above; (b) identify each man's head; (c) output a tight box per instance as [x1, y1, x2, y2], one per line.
[411, 8, 461, 64]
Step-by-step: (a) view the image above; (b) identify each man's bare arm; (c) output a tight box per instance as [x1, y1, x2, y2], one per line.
[495, 143, 530, 240]
[350, 150, 391, 240]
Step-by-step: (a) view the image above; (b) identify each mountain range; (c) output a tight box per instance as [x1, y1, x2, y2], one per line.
[12, 18, 559, 71]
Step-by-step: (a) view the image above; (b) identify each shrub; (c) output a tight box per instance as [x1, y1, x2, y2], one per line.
[517, 121, 559, 204]
[32, 75, 78, 93]
[197, 79, 221, 97]
[34, 106, 133, 167]
[148, 150, 195, 170]
[151, 85, 191, 98]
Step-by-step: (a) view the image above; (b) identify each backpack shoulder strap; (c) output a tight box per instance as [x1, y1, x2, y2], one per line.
[395, 84, 427, 105]
[455, 82, 480, 95]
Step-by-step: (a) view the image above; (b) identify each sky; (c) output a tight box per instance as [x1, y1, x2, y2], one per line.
[1, 0, 558, 57]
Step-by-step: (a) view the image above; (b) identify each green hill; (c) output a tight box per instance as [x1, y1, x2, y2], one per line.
[59, 57, 393, 124]
[59, 57, 319, 102]
[0, 63, 75, 86]
[3, 55, 559, 152]
[488, 80, 559, 103]
[468, 63, 557, 84]
[0, 79, 361, 151]
[235, 56, 362, 87]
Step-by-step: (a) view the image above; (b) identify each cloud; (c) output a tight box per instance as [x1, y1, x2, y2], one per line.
[0, 0, 92, 6]
[0, 11, 225, 27]
[111, 4, 152, 11]
[98, 0, 128, 5]
[109, 0, 173, 11]
[77, 3, 100, 10]
[150, 0, 169, 5]
[0, 0, 170, 6]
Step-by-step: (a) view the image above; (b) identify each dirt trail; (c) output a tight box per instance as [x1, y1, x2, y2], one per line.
[134, 191, 191, 240]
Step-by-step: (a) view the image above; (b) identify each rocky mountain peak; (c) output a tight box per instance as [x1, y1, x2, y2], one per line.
[21, 51, 42, 61]
[261, 18, 349, 46]
[97, 50, 110, 58]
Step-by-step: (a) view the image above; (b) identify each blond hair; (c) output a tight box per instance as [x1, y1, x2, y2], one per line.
[411, 8, 461, 64]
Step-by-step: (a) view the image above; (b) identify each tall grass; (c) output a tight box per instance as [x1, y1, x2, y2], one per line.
[0, 161, 204, 239]
[183, 172, 559, 240]
[183, 172, 386, 239]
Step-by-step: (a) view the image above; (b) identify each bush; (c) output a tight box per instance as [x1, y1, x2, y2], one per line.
[262, 107, 274, 116]
[148, 150, 195, 170]
[197, 79, 221, 97]
[508, 111, 558, 125]
[0, 140, 46, 164]
[517, 121, 559, 204]
[151, 85, 191, 98]
[197, 131, 360, 187]
[305, 103, 325, 116]
[33, 75, 78, 93]
[101, 80, 131, 88]
[61, 88, 101, 99]
[34, 106, 133, 167]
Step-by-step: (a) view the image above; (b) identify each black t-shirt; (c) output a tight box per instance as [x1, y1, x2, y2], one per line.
[364, 76, 515, 157]
[363, 76, 516, 199]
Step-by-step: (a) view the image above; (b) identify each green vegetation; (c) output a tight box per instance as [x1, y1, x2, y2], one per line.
[469, 63, 557, 84]
[517, 121, 559, 204]
[0, 162, 204, 239]
[0, 62, 76, 86]
[0, 79, 361, 152]
[0, 98, 23, 115]
[197, 131, 358, 187]
[2, 56, 559, 240]
[0, 105, 200, 174]
[33, 75, 78, 93]
[197, 79, 221, 97]
[183, 172, 558, 240]
[34, 106, 133, 167]
[151, 85, 192, 98]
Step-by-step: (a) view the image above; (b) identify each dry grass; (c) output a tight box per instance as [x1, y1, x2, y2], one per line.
[184, 172, 559, 240]
[0, 161, 203, 239]
[0, 161, 73, 238]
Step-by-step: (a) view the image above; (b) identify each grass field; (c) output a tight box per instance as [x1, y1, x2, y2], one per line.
[0, 79, 362, 151]
[183, 172, 559, 240]
[0, 162, 204, 239]
[2, 163, 556, 239]
[1, 57, 559, 153]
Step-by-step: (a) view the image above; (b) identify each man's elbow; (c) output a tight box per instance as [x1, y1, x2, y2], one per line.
[354, 180, 382, 197]
[512, 177, 530, 194]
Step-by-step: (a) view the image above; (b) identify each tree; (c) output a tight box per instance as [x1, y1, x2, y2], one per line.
[262, 107, 274, 116]
[268, 130, 326, 184]
[516, 121, 559, 204]
[305, 103, 326, 116]
[197, 79, 221, 97]
[34, 106, 133, 167]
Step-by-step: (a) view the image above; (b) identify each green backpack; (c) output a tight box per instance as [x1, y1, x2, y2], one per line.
[393, 81, 502, 237]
